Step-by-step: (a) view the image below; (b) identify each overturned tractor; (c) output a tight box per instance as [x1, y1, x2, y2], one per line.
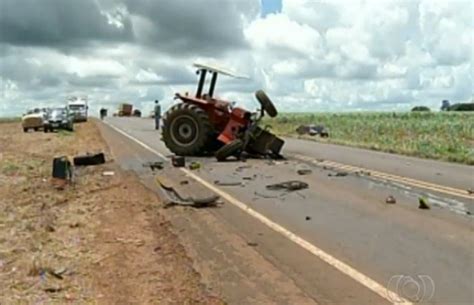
[162, 63, 284, 160]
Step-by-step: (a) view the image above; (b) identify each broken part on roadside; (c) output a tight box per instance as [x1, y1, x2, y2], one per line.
[266, 180, 308, 192]
[73, 153, 105, 166]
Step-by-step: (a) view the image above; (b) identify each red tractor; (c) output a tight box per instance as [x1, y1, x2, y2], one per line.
[162, 63, 284, 160]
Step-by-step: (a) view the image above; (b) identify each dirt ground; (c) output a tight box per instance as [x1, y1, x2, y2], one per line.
[0, 121, 224, 304]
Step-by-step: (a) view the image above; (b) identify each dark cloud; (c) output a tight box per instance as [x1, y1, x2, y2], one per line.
[0, 0, 133, 48]
[125, 0, 258, 56]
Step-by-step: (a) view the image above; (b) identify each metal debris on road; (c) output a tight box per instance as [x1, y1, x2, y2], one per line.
[171, 156, 185, 167]
[297, 168, 312, 175]
[305, 216, 311, 221]
[236, 165, 251, 172]
[328, 171, 348, 177]
[214, 180, 242, 186]
[418, 197, 430, 210]
[385, 195, 397, 204]
[143, 161, 164, 171]
[266, 180, 308, 192]
[156, 175, 220, 208]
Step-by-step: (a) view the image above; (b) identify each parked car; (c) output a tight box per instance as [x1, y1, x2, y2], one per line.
[21, 108, 47, 132]
[44, 107, 74, 132]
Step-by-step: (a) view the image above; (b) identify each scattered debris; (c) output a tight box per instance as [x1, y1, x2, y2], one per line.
[418, 197, 430, 210]
[236, 165, 252, 172]
[467, 211, 472, 215]
[102, 171, 115, 176]
[214, 180, 242, 186]
[297, 168, 312, 175]
[247, 242, 258, 247]
[329, 171, 348, 177]
[157, 175, 220, 208]
[296, 124, 329, 137]
[266, 180, 308, 192]
[73, 152, 105, 166]
[180, 180, 189, 185]
[242, 175, 257, 181]
[189, 161, 201, 170]
[305, 216, 311, 221]
[143, 161, 164, 171]
[467, 189, 474, 195]
[385, 195, 397, 204]
[171, 156, 185, 167]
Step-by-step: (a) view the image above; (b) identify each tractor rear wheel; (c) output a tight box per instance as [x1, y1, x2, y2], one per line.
[215, 139, 244, 161]
[256, 90, 278, 118]
[162, 103, 214, 155]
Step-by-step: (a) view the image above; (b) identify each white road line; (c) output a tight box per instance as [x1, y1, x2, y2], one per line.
[103, 120, 412, 305]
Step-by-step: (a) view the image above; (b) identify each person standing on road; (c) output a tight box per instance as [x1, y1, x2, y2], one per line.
[154, 100, 161, 130]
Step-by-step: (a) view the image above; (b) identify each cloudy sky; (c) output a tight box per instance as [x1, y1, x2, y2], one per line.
[0, 0, 472, 117]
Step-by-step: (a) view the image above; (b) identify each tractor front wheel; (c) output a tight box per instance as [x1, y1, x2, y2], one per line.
[162, 103, 214, 155]
[215, 139, 244, 161]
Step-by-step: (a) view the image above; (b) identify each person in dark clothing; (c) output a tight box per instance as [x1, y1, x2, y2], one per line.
[99, 108, 107, 120]
[154, 100, 161, 130]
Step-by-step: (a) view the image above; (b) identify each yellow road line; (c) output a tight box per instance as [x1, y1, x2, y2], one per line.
[103, 121, 412, 305]
[295, 154, 473, 200]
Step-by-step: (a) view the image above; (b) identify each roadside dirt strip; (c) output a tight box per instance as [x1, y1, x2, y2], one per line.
[102, 120, 410, 305]
[0, 122, 223, 304]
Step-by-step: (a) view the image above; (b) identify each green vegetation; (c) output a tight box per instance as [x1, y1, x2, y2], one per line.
[1, 161, 20, 175]
[411, 106, 431, 112]
[0, 117, 20, 123]
[265, 112, 474, 164]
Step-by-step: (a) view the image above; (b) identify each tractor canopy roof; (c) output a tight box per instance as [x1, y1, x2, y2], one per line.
[193, 62, 249, 79]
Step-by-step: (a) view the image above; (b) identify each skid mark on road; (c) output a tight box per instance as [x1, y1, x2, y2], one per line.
[103, 121, 412, 305]
[295, 154, 473, 200]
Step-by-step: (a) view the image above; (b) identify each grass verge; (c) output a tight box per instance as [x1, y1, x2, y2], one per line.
[264, 112, 474, 165]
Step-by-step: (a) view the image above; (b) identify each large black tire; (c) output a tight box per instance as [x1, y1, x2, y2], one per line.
[256, 90, 277, 118]
[215, 139, 244, 161]
[162, 103, 214, 156]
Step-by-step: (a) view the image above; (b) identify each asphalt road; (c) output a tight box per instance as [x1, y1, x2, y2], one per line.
[100, 117, 473, 305]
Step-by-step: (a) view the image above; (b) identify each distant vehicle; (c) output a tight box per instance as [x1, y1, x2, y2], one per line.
[133, 109, 142, 117]
[21, 108, 47, 132]
[118, 103, 133, 116]
[44, 107, 74, 132]
[67, 96, 88, 122]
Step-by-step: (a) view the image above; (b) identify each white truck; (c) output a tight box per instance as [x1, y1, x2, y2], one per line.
[67, 96, 88, 122]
